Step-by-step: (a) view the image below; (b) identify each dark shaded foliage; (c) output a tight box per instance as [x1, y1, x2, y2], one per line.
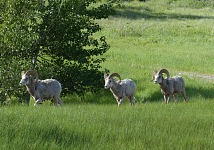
[114, 5, 214, 20]
[0, 0, 114, 102]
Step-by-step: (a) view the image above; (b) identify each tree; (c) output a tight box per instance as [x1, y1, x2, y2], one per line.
[0, 0, 114, 103]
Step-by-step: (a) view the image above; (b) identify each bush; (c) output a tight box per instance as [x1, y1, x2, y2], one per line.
[0, 0, 114, 103]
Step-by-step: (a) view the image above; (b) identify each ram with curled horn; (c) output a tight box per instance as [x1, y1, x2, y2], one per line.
[104, 72, 136, 106]
[19, 70, 63, 106]
[153, 68, 187, 103]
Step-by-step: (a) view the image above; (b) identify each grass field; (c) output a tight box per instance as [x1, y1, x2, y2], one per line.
[1, 102, 214, 150]
[1, 0, 214, 149]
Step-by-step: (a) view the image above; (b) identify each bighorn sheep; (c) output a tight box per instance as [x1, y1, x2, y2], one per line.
[104, 73, 136, 106]
[153, 69, 187, 103]
[19, 70, 63, 106]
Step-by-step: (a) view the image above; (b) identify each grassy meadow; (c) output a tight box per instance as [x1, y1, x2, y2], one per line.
[1, 0, 214, 149]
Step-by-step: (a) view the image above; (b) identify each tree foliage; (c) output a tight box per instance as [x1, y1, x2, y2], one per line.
[0, 0, 114, 102]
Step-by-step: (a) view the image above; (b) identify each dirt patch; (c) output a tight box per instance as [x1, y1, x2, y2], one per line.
[177, 71, 214, 81]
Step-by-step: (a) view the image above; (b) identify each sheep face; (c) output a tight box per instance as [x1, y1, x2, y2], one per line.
[104, 77, 114, 89]
[20, 74, 36, 86]
[19, 74, 31, 86]
[153, 73, 163, 84]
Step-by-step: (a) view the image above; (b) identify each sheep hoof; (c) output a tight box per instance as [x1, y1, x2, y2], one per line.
[34, 103, 39, 107]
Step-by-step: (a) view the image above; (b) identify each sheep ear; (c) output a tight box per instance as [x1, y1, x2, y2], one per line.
[152, 70, 156, 81]
[21, 71, 26, 76]
[153, 70, 157, 74]
[104, 74, 109, 79]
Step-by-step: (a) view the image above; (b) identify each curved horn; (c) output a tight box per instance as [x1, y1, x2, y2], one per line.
[108, 73, 121, 81]
[21, 71, 26, 76]
[157, 69, 170, 79]
[25, 70, 39, 81]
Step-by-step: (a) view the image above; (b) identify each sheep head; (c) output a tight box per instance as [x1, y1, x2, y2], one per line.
[19, 70, 38, 86]
[153, 69, 170, 84]
[104, 73, 121, 89]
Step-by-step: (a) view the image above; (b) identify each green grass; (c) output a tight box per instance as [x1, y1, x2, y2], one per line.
[1, 0, 214, 149]
[96, 0, 214, 103]
[1, 102, 214, 150]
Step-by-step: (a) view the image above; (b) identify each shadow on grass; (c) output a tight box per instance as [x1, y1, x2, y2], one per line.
[32, 125, 92, 149]
[63, 82, 214, 105]
[63, 90, 118, 105]
[114, 5, 214, 20]
[141, 90, 163, 103]
[185, 85, 214, 100]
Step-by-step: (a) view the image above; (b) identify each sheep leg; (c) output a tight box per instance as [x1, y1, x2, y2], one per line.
[115, 98, 120, 104]
[167, 95, 171, 103]
[53, 98, 58, 106]
[164, 95, 170, 103]
[52, 96, 60, 106]
[182, 90, 187, 102]
[164, 95, 168, 103]
[51, 96, 62, 106]
[34, 99, 42, 106]
[58, 98, 63, 105]
[113, 94, 120, 104]
[129, 95, 135, 106]
[118, 96, 126, 106]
